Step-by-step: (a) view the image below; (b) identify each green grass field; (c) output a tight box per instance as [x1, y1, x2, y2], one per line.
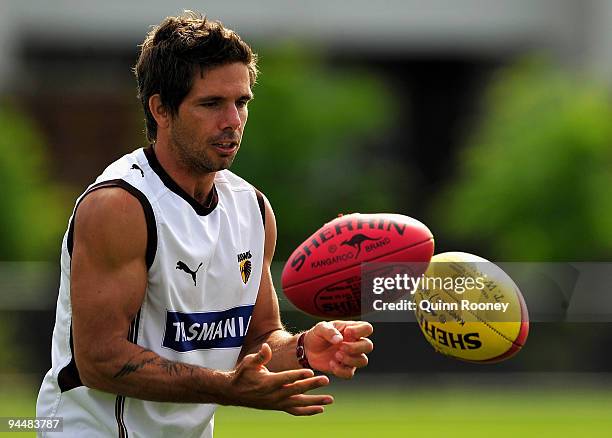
[3, 377, 612, 437]
[216, 385, 612, 438]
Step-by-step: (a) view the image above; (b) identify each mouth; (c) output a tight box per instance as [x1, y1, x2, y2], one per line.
[211, 141, 239, 155]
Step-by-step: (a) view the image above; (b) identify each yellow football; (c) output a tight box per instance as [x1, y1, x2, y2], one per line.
[413, 252, 529, 363]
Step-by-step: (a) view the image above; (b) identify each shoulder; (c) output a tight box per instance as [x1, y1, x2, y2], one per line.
[73, 188, 148, 265]
[76, 187, 147, 234]
[71, 181, 157, 269]
[78, 186, 144, 219]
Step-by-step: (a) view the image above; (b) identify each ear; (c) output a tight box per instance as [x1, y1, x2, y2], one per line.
[148, 94, 171, 130]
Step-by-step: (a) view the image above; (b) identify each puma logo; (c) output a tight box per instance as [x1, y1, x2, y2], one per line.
[340, 234, 381, 258]
[176, 261, 203, 286]
[131, 164, 144, 178]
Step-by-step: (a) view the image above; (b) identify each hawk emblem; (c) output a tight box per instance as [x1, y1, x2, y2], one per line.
[240, 260, 252, 284]
[237, 250, 253, 284]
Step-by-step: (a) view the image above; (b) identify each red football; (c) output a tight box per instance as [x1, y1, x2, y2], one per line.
[281, 213, 435, 318]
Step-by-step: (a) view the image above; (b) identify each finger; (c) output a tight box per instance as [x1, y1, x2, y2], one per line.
[334, 351, 368, 368]
[313, 321, 343, 344]
[285, 393, 334, 408]
[268, 368, 316, 387]
[247, 343, 273, 367]
[331, 320, 349, 331]
[281, 375, 330, 396]
[329, 359, 356, 379]
[340, 338, 374, 355]
[286, 405, 326, 416]
[342, 322, 374, 340]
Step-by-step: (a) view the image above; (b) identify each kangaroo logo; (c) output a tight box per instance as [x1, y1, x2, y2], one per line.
[176, 261, 203, 286]
[131, 164, 144, 178]
[340, 234, 381, 258]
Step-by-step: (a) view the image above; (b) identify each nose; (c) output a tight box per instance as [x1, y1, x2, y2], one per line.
[220, 104, 242, 131]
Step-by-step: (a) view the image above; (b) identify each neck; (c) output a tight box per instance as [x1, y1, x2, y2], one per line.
[153, 142, 216, 206]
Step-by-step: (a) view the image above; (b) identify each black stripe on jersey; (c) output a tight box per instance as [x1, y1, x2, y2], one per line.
[132, 309, 142, 343]
[115, 307, 142, 437]
[255, 189, 265, 228]
[115, 395, 127, 438]
[127, 308, 141, 344]
[57, 327, 83, 392]
[143, 145, 219, 216]
[67, 179, 157, 269]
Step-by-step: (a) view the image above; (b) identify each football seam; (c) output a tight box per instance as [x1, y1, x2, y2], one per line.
[283, 237, 434, 290]
[431, 285, 521, 347]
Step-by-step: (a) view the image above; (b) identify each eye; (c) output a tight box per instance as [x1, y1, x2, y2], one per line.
[237, 98, 251, 108]
[200, 101, 219, 108]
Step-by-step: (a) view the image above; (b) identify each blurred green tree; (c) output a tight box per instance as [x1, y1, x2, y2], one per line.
[0, 102, 71, 261]
[231, 45, 403, 258]
[0, 103, 71, 375]
[431, 58, 612, 260]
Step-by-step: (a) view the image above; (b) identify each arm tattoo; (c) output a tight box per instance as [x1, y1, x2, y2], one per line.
[114, 349, 196, 378]
[157, 357, 196, 376]
[113, 349, 156, 378]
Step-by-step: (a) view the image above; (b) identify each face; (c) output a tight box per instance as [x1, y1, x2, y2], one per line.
[168, 62, 253, 174]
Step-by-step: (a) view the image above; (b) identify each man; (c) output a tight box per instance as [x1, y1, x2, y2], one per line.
[36, 11, 373, 438]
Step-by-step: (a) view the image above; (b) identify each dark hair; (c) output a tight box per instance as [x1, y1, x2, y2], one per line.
[134, 11, 258, 142]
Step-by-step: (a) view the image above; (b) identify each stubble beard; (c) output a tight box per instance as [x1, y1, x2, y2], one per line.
[169, 123, 239, 175]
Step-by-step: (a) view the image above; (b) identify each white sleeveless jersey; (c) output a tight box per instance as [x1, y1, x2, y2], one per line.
[37, 147, 266, 437]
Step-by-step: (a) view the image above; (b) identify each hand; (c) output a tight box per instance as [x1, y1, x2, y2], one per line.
[225, 343, 333, 415]
[304, 321, 374, 379]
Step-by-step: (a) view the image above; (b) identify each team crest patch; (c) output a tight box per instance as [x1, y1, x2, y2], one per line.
[237, 251, 252, 284]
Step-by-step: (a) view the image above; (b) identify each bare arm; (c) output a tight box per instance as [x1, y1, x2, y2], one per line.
[71, 187, 330, 414]
[241, 195, 375, 378]
[71, 188, 231, 402]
